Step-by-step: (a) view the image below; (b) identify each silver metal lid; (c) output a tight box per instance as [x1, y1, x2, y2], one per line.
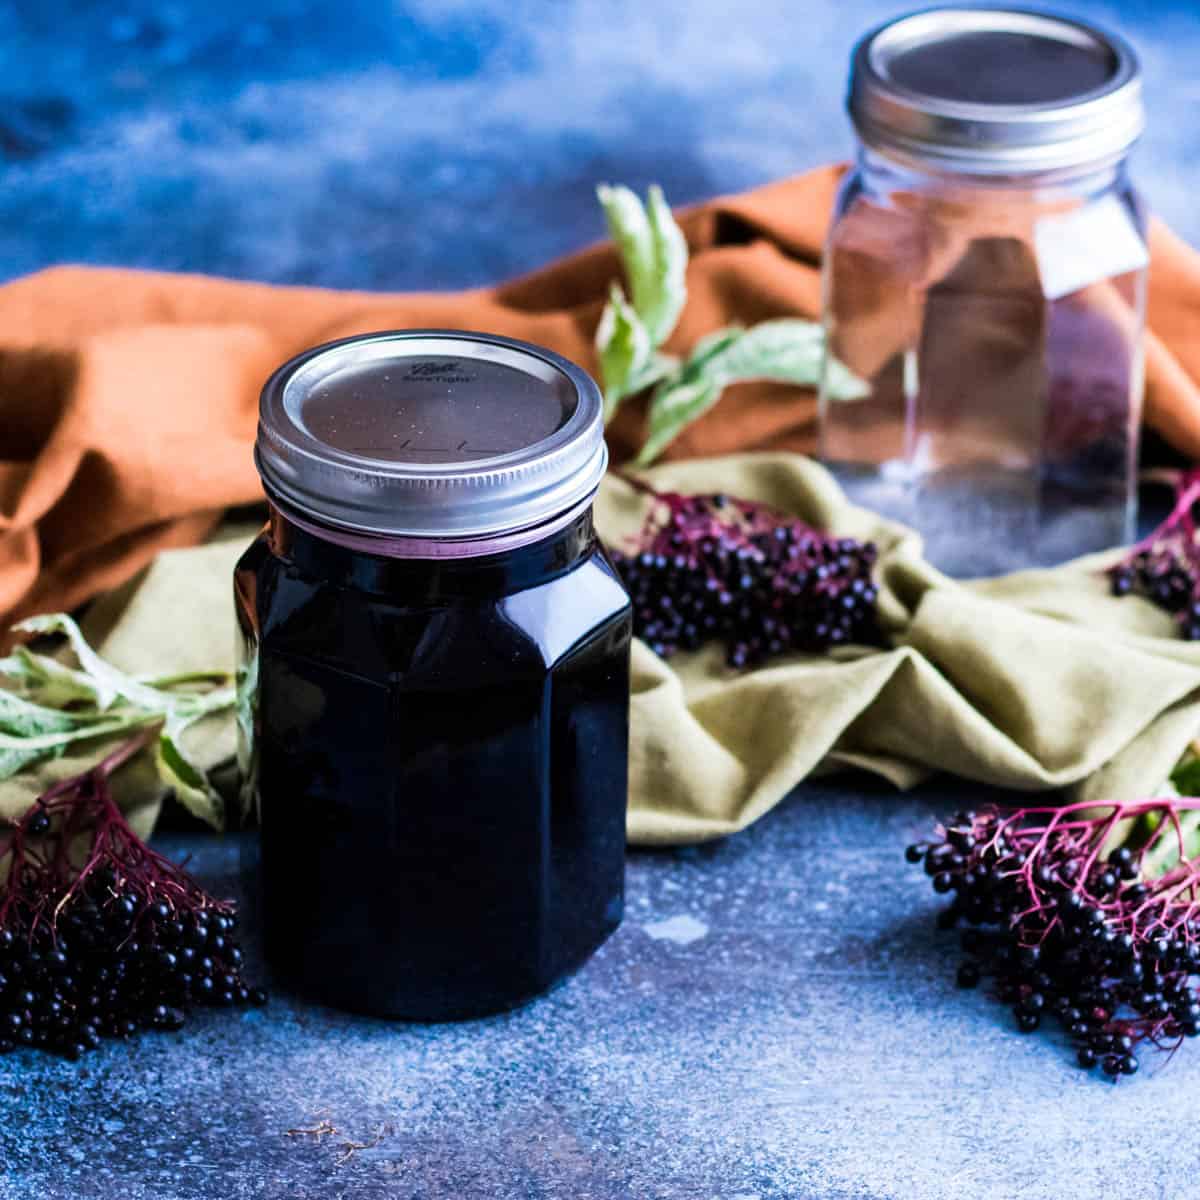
[255, 330, 607, 540]
[848, 8, 1143, 175]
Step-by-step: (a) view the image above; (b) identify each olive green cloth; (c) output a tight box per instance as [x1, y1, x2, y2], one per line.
[4, 454, 1199, 846]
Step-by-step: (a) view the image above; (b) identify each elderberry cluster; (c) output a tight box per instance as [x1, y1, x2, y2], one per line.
[0, 864, 265, 1060]
[1110, 552, 1200, 639]
[609, 489, 879, 668]
[0, 866, 265, 1061]
[908, 808, 1200, 1080]
[0, 731, 267, 1060]
[1108, 469, 1200, 639]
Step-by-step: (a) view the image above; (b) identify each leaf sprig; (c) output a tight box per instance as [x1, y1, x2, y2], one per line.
[0, 613, 234, 829]
[594, 183, 868, 464]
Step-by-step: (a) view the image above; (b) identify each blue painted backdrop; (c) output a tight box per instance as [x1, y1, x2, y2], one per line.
[1, 0, 1196, 288]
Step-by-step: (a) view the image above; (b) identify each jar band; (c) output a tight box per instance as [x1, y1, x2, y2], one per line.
[270, 490, 596, 560]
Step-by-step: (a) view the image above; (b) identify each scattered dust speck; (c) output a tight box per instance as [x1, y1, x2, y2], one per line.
[643, 914, 709, 945]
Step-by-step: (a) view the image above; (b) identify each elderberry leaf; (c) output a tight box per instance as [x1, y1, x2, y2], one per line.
[0, 686, 145, 774]
[0, 714, 156, 780]
[643, 184, 689, 343]
[698, 319, 868, 399]
[136, 669, 233, 689]
[0, 685, 89, 778]
[168, 684, 237, 723]
[633, 320, 868, 463]
[636, 375, 722, 466]
[14, 613, 169, 711]
[0, 715, 153, 751]
[1171, 755, 1200, 797]
[235, 650, 259, 823]
[0, 744, 55, 779]
[0, 689, 82, 738]
[155, 718, 225, 831]
[682, 326, 743, 372]
[625, 353, 679, 406]
[595, 283, 652, 421]
[0, 646, 103, 708]
[597, 183, 687, 348]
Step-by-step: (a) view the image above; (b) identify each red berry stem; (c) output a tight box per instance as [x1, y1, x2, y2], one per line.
[1110, 468, 1200, 637]
[0, 729, 266, 1060]
[909, 798, 1200, 1079]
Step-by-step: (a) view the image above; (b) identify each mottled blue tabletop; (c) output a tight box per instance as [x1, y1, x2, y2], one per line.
[7, 783, 1200, 1200]
[2, 0, 1198, 287]
[4, 3, 1200, 1198]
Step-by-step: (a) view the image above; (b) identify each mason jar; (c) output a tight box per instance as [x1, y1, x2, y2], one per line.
[819, 8, 1147, 576]
[235, 331, 631, 1020]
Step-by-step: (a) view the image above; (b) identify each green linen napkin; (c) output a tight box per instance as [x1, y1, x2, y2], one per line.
[5, 454, 1198, 846]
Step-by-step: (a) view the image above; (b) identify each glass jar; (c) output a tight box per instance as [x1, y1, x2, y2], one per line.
[235, 331, 631, 1020]
[819, 8, 1148, 576]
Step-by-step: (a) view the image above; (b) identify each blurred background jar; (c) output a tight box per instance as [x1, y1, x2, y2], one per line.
[818, 8, 1147, 576]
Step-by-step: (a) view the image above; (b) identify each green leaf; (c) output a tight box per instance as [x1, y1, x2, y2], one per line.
[624, 352, 679, 403]
[0, 714, 155, 780]
[169, 685, 237, 723]
[700, 319, 822, 383]
[236, 649, 259, 822]
[0, 683, 86, 776]
[595, 284, 652, 421]
[634, 320, 868, 463]
[596, 183, 687, 347]
[0, 690, 123, 779]
[137, 669, 233, 689]
[0, 715, 152, 754]
[155, 717, 225, 831]
[0, 612, 236, 801]
[0, 646, 104, 708]
[1171, 756, 1200, 797]
[14, 613, 169, 711]
[642, 185, 688, 345]
[0, 689, 83, 738]
[685, 326, 744, 372]
[697, 319, 868, 397]
[0, 745, 58, 779]
[822, 354, 873, 404]
[636, 375, 722, 466]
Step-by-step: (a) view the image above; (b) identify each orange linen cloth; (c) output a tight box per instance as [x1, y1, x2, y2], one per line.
[3, 164, 1200, 626]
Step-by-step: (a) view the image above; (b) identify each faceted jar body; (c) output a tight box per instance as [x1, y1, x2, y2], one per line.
[819, 150, 1147, 576]
[234, 505, 631, 1020]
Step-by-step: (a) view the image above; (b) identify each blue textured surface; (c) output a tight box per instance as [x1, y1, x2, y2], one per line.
[0, 1, 1197, 289]
[4, 2, 1200, 1197]
[7, 780, 1200, 1200]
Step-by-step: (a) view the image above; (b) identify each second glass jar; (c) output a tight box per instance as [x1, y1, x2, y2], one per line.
[819, 8, 1148, 576]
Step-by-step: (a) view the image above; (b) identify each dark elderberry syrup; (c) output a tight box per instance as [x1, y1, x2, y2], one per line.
[235, 331, 630, 1019]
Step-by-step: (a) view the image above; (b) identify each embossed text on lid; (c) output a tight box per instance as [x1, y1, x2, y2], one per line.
[255, 331, 607, 540]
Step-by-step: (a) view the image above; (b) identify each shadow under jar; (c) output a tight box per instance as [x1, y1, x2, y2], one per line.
[820, 8, 1148, 577]
[235, 331, 631, 1020]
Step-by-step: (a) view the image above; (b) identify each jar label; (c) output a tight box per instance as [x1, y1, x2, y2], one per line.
[1033, 194, 1148, 301]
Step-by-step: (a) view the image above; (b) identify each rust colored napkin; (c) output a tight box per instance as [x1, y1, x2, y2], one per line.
[3, 164, 1200, 626]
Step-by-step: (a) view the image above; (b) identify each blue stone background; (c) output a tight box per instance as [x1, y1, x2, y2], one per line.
[1, 0, 1196, 290]
[5, 4, 1200, 1199]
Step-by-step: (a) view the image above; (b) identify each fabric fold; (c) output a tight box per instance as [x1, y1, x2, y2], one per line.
[6, 453, 1197, 848]
[602, 455, 1200, 843]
